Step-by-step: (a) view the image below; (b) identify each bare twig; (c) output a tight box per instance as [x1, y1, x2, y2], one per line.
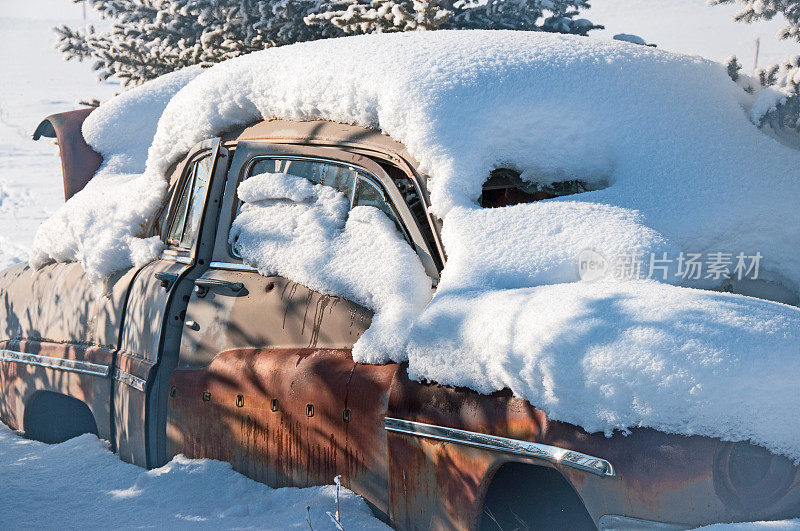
[326, 475, 345, 531]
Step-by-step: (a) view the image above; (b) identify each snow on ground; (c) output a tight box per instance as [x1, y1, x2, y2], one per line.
[587, 0, 798, 73]
[0, 422, 387, 530]
[0, 0, 117, 270]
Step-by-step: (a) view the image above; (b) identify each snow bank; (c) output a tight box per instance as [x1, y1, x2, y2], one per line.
[408, 281, 800, 458]
[0, 423, 387, 529]
[28, 66, 201, 289]
[28, 31, 800, 458]
[230, 172, 431, 362]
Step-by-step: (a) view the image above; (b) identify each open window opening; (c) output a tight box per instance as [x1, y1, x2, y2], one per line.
[480, 168, 603, 208]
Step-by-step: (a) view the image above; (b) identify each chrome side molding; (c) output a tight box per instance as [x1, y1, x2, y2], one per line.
[113, 369, 146, 392]
[384, 417, 615, 477]
[209, 261, 257, 272]
[598, 515, 687, 530]
[160, 251, 192, 265]
[0, 350, 110, 377]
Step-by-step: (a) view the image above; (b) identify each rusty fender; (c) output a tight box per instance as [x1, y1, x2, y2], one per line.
[0, 339, 113, 438]
[386, 371, 800, 529]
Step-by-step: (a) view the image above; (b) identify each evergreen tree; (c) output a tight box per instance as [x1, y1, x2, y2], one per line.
[56, 0, 600, 87]
[55, 0, 338, 86]
[305, 0, 600, 35]
[711, 0, 800, 132]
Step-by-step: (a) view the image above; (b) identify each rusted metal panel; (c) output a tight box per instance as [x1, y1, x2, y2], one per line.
[113, 254, 184, 468]
[167, 347, 405, 521]
[230, 120, 420, 170]
[113, 351, 155, 467]
[119, 260, 189, 363]
[387, 429, 500, 530]
[94, 266, 141, 350]
[178, 270, 372, 368]
[0, 339, 113, 440]
[33, 108, 102, 200]
[344, 359, 399, 518]
[168, 348, 353, 486]
[0, 262, 97, 345]
[385, 368, 800, 529]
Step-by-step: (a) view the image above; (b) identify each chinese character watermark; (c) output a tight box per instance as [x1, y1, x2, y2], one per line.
[577, 249, 762, 282]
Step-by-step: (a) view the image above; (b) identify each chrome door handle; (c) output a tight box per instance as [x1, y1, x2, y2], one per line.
[154, 272, 177, 290]
[194, 278, 244, 294]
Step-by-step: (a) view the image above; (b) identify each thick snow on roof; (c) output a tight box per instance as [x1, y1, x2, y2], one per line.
[29, 31, 800, 458]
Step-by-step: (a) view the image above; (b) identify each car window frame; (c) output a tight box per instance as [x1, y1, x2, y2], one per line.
[158, 138, 225, 267]
[210, 142, 441, 280]
[230, 154, 412, 259]
[164, 150, 214, 250]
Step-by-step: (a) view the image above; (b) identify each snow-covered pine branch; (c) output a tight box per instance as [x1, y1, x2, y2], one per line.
[54, 0, 337, 86]
[711, 0, 800, 134]
[55, 0, 600, 87]
[305, 0, 601, 35]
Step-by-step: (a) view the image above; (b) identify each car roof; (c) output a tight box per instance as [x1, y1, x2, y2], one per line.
[222, 119, 421, 176]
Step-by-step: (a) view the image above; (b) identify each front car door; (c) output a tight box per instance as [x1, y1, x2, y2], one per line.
[166, 141, 438, 515]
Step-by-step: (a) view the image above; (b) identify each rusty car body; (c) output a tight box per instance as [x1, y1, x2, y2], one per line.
[0, 108, 798, 530]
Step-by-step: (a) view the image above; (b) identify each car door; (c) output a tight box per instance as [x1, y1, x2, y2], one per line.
[113, 138, 229, 467]
[165, 142, 438, 514]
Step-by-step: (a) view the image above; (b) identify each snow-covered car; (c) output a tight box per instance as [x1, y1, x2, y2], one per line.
[2, 31, 800, 530]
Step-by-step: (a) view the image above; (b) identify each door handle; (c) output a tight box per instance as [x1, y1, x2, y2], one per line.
[154, 272, 178, 290]
[194, 278, 244, 294]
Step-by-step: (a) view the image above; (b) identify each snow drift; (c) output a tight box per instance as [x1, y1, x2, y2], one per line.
[28, 66, 201, 288]
[0, 423, 386, 529]
[28, 31, 800, 459]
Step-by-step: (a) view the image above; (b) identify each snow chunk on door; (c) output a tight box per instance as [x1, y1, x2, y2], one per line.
[230, 163, 431, 364]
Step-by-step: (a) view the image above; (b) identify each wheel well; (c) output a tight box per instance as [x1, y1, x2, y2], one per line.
[23, 391, 98, 444]
[479, 462, 596, 530]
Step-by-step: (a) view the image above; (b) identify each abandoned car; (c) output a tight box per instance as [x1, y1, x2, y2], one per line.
[0, 104, 797, 531]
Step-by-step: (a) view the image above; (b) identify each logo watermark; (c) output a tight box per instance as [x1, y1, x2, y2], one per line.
[577, 250, 762, 282]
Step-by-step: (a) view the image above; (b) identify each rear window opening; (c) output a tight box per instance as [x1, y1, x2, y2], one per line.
[479, 168, 604, 208]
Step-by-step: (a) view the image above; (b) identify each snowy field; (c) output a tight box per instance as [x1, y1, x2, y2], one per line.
[586, 0, 798, 72]
[2, 1, 800, 529]
[0, 1, 117, 270]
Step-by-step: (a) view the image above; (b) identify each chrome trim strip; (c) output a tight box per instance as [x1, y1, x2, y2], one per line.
[113, 369, 146, 392]
[598, 515, 687, 530]
[384, 418, 615, 477]
[0, 350, 110, 377]
[160, 252, 192, 265]
[209, 261, 257, 272]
